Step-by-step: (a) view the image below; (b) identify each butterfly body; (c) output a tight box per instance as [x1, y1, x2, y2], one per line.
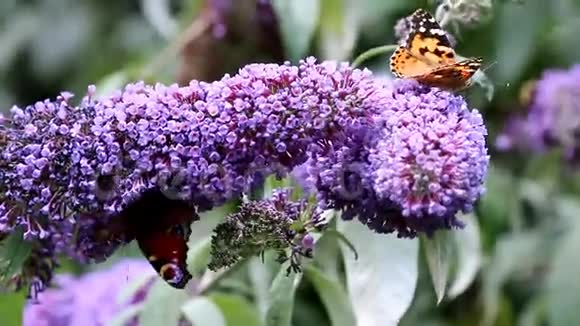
[390, 9, 482, 90]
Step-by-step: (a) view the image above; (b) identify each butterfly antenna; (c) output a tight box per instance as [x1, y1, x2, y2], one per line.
[481, 60, 497, 73]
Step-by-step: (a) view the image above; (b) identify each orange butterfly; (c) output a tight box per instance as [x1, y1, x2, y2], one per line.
[389, 9, 483, 90]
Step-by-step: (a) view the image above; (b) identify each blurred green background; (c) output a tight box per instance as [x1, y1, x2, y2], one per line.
[3, 0, 580, 325]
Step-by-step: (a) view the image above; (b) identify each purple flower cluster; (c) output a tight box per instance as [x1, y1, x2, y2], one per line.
[306, 80, 489, 236]
[0, 57, 489, 297]
[23, 259, 155, 326]
[496, 64, 580, 162]
[0, 57, 384, 292]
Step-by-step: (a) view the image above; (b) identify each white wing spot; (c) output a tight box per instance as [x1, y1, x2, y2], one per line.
[419, 26, 426, 33]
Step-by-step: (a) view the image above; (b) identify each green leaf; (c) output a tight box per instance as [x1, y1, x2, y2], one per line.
[265, 265, 303, 326]
[271, 0, 320, 62]
[518, 297, 547, 326]
[481, 231, 547, 326]
[186, 236, 212, 278]
[354, 0, 408, 25]
[304, 265, 356, 326]
[312, 231, 341, 280]
[138, 279, 189, 326]
[106, 303, 143, 326]
[478, 165, 522, 231]
[0, 230, 32, 282]
[210, 293, 263, 326]
[318, 0, 357, 60]
[0, 291, 26, 326]
[421, 230, 452, 304]
[182, 296, 226, 326]
[324, 229, 358, 260]
[116, 273, 154, 305]
[249, 257, 275, 319]
[338, 219, 418, 326]
[494, 0, 548, 83]
[95, 70, 129, 98]
[448, 213, 482, 299]
[547, 218, 580, 326]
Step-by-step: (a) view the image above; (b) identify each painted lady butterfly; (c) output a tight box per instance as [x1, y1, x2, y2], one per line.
[389, 9, 483, 90]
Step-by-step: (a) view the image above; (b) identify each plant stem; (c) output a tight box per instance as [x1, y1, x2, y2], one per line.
[139, 16, 212, 81]
[351, 44, 398, 69]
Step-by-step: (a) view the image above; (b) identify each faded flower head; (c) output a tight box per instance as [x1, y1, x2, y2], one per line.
[308, 79, 489, 236]
[209, 188, 325, 273]
[435, 0, 493, 28]
[23, 259, 155, 326]
[496, 65, 580, 162]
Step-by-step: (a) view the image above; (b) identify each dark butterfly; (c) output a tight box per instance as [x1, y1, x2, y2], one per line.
[119, 189, 197, 289]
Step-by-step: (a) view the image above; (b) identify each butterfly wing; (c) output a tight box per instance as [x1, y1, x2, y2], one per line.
[389, 9, 483, 90]
[135, 216, 192, 289]
[390, 46, 436, 78]
[414, 57, 483, 90]
[121, 189, 196, 289]
[403, 9, 457, 66]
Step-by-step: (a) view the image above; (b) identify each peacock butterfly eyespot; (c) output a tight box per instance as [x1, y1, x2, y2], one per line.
[119, 189, 198, 289]
[159, 262, 190, 288]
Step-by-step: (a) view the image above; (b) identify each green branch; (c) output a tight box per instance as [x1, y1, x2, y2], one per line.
[351, 44, 398, 69]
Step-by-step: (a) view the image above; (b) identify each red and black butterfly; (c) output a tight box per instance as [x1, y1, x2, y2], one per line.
[85, 189, 199, 289]
[118, 189, 198, 288]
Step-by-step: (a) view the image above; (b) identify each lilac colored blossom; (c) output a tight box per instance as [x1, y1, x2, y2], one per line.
[0, 57, 384, 293]
[290, 163, 316, 195]
[496, 64, 580, 162]
[307, 79, 489, 236]
[370, 80, 488, 227]
[23, 259, 155, 326]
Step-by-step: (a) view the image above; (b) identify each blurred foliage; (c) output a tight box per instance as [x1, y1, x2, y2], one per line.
[3, 0, 580, 325]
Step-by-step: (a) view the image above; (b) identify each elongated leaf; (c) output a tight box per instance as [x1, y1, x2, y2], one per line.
[312, 232, 340, 280]
[304, 265, 356, 326]
[338, 220, 418, 326]
[95, 71, 129, 98]
[518, 297, 546, 326]
[0, 291, 26, 326]
[0, 230, 32, 282]
[448, 213, 482, 299]
[318, 0, 357, 61]
[265, 265, 303, 326]
[186, 236, 212, 278]
[494, 0, 547, 83]
[422, 230, 452, 304]
[116, 273, 154, 305]
[182, 296, 226, 326]
[138, 279, 189, 326]
[249, 257, 275, 319]
[271, 0, 320, 62]
[106, 303, 143, 326]
[210, 293, 263, 326]
[547, 218, 580, 326]
[481, 231, 546, 326]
